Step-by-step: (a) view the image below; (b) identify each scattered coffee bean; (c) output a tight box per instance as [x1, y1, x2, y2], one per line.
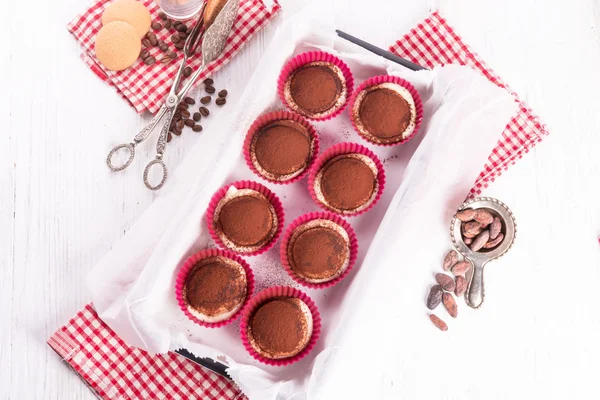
[442, 250, 458, 272]
[456, 209, 477, 222]
[216, 97, 226, 106]
[142, 38, 151, 47]
[177, 24, 188, 32]
[192, 125, 203, 132]
[199, 106, 210, 116]
[470, 230, 490, 252]
[205, 85, 216, 94]
[183, 67, 192, 77]
[451, 261, 471, 277]
[474, 209, 494, 226]
[180, 110, 191, 119]
[176, 120, 185, 130]
[203, 78, 214, 85]
[193, 112, 201, 122]
[178, 31, 188, 39]
[218, 89, 228, 97]
[489, 217, 502, 240]
[462, 221, 483, 238]
[200, 96, 211, 104]
[184, 119, 195, 127]
[171, 34, 180, 43]
[148, 33, 158, 46]
[167, 132, 173, 142]
[429, 314, 448, 331]
[140, 49, 150, 59]
[158, 41, 169, 51]
[161, 55, 174, 64]
[454, 275, 467, 297]
[158, 11, 167, 20]
[442, 293, 458, 318]
[427, 285, 443, 310]
[173, 21, 182, 28]
[483, 233, 504, 249]
[184, 97, 195, 105]
[143, 55, 156, 65]
[152, 21, 162, 30]
[167, 50, 177, 58]
[164, 19, 172, 29]
[178, 102, 188, 110]
[174, 42, 185, 50]
[435, 273, 455, 292]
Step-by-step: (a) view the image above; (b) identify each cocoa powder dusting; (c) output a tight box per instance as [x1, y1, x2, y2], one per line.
[184, 258, 246, 316]
[321, 157, 375, 210]
[359, 88, 411, 139]
[218, 196, 274, 246]
[290, 227, 347, 280]
[290, 65, 341, 113]
[255, 120, 311, 175]
[249, 298, 309, 358]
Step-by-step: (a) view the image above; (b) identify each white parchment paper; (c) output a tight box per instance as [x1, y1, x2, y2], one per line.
[87, 5, 517, 400]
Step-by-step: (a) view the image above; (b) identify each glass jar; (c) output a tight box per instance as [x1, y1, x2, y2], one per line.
[155, 0, 204, 21]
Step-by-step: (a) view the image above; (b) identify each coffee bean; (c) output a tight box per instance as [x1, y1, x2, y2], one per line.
[158, 12, 167, 20]
[173, 21, 182, 28]
[183, 67, 192, 78]
[152, 21, 162, 30]
[443, 250, 458, 271]
[147, 33, 158, 46]
[158, 41, 168, 51]
[164, 19, 172, 29]
[192, 125, 203, 132]
[442, 292, 458, 318]
[176, 120, 184, 131]
[142, 38, 151, 47]
[167, 132, 173, 142]
[140, 49, 150, 59]
[173, 126, 182, 135]
[216, 97, 226, 106]
[454, 276, 468, 297]
[171, 34, 180, 43]
[451, 261, 471, 277]
[178, 102, 188, 110]
[167, 50, 177, 58]
[169, 120, 177, 130]
[203, 78, 213, 85]
[204, 85, 215, 94]
[183, 97, 195, 105]
[177, 24, 188, 32]
[143, 56, 156, 65]
[193, 112, 201, 122]
[435, 273, 455, 292]
[180, 110, 191, 119]
[174, 42, 185, 50]
[429, 314, 448, 331]
[160, 55, 174, 64]
[178, 31, 188, 39]
[218, 89, 228, 97]
[199, 106, 209, 116]
[427, 285, 443, 310]
[200, 96, 211, 104]
[184, 119, 195, 127]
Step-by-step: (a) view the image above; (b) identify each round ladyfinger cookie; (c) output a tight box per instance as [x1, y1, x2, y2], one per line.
[102, 0, 151, 38]
[204, 0, 228, 28]
[95, 21, 141, 71]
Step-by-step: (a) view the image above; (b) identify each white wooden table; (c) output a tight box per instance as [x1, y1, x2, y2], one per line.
[2, 0, 600, 398]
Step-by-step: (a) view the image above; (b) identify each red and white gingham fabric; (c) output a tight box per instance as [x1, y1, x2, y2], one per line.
[50, 11, 549, 400]
[68, 0, 280, 114]
[389, 11, 549, 197]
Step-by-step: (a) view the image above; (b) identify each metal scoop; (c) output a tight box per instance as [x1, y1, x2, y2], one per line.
[450, 197, 516, 309]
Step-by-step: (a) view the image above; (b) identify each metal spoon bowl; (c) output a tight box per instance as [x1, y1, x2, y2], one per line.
[450, 197, 516, 309]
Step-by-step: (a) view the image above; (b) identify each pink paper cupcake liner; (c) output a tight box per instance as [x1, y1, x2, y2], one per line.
[239, 286, 322, 366]
[175, 248, 255, 328]
[277, 51, 354, 121]
[280, 211, 358, 289]
[348, 75, 424, 147]
[243, 110, 320, 185]
[206, 180, 285, 256]
[307, 142, 386, 217]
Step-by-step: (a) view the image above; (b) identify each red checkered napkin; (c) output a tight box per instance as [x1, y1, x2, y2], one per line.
[68, 0, 280, 114]
[50, 11, 549, 400]
[389, 11, 549, 197]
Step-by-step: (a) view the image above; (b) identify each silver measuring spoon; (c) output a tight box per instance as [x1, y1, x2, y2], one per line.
[450, 197, 516, 309]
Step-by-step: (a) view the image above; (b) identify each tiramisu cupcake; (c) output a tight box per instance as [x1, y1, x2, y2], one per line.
[350, 75, 423, 146]
[278, 51, 354, 121]
[175, 249, 254, 328]
[281, 212, 358, 288]
[244, 111, 319, 184]
[207, 181, 284, 256]
[308, 143, 386, 216]
[240, 286, 321, 366]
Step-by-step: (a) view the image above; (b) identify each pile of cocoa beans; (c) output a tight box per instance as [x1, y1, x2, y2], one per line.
[456, 208, 504, 252]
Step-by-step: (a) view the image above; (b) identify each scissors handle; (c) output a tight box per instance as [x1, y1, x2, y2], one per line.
[143, 100, 176, 190]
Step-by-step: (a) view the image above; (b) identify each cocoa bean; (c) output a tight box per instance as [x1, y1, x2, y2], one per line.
[442, 292, 458, 318]
[474, 209, 494, 226]
[489, 217, 502, 240]
[483, 232, 504, 249]
[429, 314, 448, 331]
[454, 275, 467, 297]
[435, 273, 455, 292]
[427, 285, 443, 310]
[462, 221, 482, 238]
[452, 261, 471, 277]
[470, 230, 490, 252]
[464, 237, 473, 245]
[442, 250, 459, 271]
[456, 208, 477, 222]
